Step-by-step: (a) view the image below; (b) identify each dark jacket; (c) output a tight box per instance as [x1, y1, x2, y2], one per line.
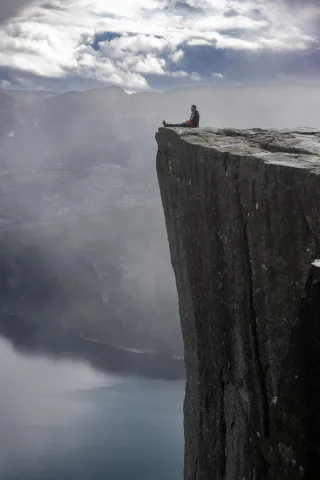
[190, 110, 200, 127]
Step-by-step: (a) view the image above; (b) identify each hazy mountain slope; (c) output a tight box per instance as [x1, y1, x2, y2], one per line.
[0, 87, 182, 356]
[0, 90, 14, 138]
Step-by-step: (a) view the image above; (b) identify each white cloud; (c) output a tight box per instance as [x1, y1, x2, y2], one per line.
[190, 72, 202, 81]
[0, 0, 318, 91]
[212, 73, 224, 79]
[0, 79, 11, 88]
[187, 39, 212, 46]
[170, 49, 184, 62]
[171, 70, 188, 78]
[195, 12, 268, 32]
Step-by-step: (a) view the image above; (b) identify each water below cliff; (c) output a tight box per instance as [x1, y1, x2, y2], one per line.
[0, 336, 184, 480]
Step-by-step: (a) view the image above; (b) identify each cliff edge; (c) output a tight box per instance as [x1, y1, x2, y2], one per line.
[156, 127, 320, 479]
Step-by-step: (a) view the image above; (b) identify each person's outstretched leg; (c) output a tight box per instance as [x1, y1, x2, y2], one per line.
[163, 121, 189, 127]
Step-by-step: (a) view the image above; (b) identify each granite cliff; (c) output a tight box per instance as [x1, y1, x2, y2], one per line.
[156, 127, 320, 479]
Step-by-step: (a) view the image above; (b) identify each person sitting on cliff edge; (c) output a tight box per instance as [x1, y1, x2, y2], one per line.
[163, 104, 200, 128]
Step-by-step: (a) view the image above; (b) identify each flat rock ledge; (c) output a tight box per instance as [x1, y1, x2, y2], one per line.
[156, 127, 320, 480]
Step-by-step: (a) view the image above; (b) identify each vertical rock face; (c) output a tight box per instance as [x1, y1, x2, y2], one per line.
[156, 127, 320, 480]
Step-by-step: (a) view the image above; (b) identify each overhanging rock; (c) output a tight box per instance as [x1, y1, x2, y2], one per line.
[156, 127, 320, 480]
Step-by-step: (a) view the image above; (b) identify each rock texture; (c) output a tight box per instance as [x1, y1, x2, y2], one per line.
[156, 127, 320, 480]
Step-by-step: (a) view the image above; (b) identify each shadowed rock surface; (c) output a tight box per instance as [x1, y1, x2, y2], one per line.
[156, 127, 320, 479]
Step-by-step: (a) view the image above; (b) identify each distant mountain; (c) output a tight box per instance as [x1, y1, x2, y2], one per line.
[5, 89, 56, 106]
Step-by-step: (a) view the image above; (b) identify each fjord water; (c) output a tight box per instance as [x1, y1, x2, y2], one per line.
[0, 336, 184, 480]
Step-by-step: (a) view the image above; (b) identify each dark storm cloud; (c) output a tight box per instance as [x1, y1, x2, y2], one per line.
[223, 9, 239, 18]
[162, 0, 203, 14]
[0, 0, 35, 22]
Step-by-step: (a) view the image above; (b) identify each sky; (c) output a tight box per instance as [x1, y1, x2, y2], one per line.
[0, 0, 320, 92]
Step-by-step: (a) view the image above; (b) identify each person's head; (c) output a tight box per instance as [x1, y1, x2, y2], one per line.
[191, 104, 197, 112]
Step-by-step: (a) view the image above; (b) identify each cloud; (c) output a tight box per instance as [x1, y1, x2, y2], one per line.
[212, 72, 223, 79]
[0, 0, 319, 91]
[0, 79, 11, 88]
[0, 0, 37, 22]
